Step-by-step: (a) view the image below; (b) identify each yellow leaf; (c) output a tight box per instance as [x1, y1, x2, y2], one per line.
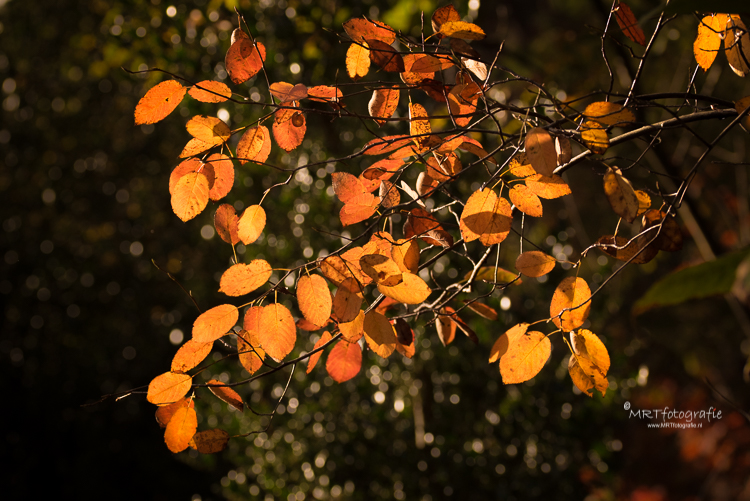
[188, 80, 232, 103]
[332, 278, 363, 323]
[603, 166, 639, 223]
[581, 120, 609, 154]
[186, 115, 230, 145]
[515, 251, 556, 278]
[509, 185, 543, 217]
[582, 102, 635, 126]
[338, 309, 365, 342]
[694, 14, 727, 71]
[438, 21, 486, 40]
[489, 323, 528, 363]
[346, 43, 370, 80]
[218, 260, 272, 297]
[237, 205, 266, 245]
[525, 127, 556, 176]
[459, 188, 512, 245]
[499, 330, 550, 384]
[377, 272, 431, 305]
[171, 172, 209, 222]
[550, 277, 591, 331]
[568, 329, 610, 397]
[363, 311, 397, 358]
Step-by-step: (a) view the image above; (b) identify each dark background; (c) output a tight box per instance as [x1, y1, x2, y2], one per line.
[2, 0, 750, 499]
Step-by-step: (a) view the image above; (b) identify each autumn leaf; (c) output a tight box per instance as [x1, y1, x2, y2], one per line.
[219, 260, 272, 297]
[635, 190, 651, 216]
[237, 125, 271, 165]
[338, 309, 365, 342]
[516, 251, 556, 278]
[366, 38, 405, 72]
[319, 247, 372, 287]
[379, 180, 401, 208]
[447, 83, 478, 127]
[332, 278, 364, 323]
[568, 329, 611, 397]
[393, 318, 415, 358]
[190, 429, 230, 454]
[470, 266, 521, 284]
[459, 188, 512, 246]
[641, 209, 683, 252]
[360, 254, 403, 287]
[225, 37, 266, 85]
[362, 135, 413, 156]
[489, 323, 528, 364]
[582, 102, 635, 127]
[192, 304, 239, 343]
[725, 15, 750, 77]
[580, 120, 609, 154]
[404, 207, 454, 248]
[556, 136, 572, 165]
[214, 204, 240, 245]
[171, 172, 210, 222]
[525, 128, 556, 176]
[257, 303, 296, 361]
[499, 330, 551, 384]
[272, 111, 306, 152]
[603, 166, 639, 223]
[377, 273, 431, 305]
[155, 397, 194, 428]
[332, 172, 378, 226]
[297, 274, 333, 327]
[306, 331, 332, 374]
[346, 42, 370, 80]
[135, 80, 186, 125]
[188, 80, 232, 103]
[237, 329, 265, 375]
[509, 185, 543, 217]
[164, 405, 198, 453]
[169, 158, 204, 195]
[439, 21, 486, 40]
[326, 340, 362, 383]
[147, 371, 193, 405]
[307, 85, 343, 103]
[360, 159, 404, 191]
[269, 82, 308, 103]
[525, 173, 572, 199]
[431, 5, 461, 36]
[595, 235, 658, 265]
[206, 153, 234, 201]
[614, 2, 646, 46]
[550, 277, 591, 332]
[435, 308, 456, 346]
[237, 205, 266, 245]
[694, 14, 728, 71]
[207, 380, 244, 412]
[391, 238, 420, 274]
[409, 103, 432, 148]
[186, 115, 230, 147]
[343, 18, 395, 44]
[463, 300, 498, 320]
[368, 86, 400, 126]
[363, 311, 397, 358]
[171, 340, 213, 373]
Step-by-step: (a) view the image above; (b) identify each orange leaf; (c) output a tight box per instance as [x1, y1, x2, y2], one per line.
[360, 159, 404, 191]
[237, 329, 265, 375]
[404, 207, 454, 248]
[326, 340, 362, 383]
[332, 278, 364, 323]
[297, 318, 325, 331]
[332, 172, 368, 202]
[439, 21, 486, 40]
[447, 84, 478, 127]
[171, 172, 210, 222]
[155, 397, 194, 428]
[410, 53, 454, 73]
[525, 173, 572, 199]
[509, 185, 543, 217]
[360, 254, 403, 287]
[379, 180, 401, 209]
[581, 121, 609, 154]
[214, 204, 240, 245]
[603, 166, 639, 223]
[694, 14, 728, 71]
[186, 115, 230, 145]
[257, 303, 297, 361]
[306, 331, 332, 374]
[134, 80, 186, 125]
[237, 205, 266, 245]
[366, 38, 405, 72]
[207, 379, 244, 412]
[346, 42, 370, 80]
[363, 311, 397, 358]
[489, 323, 528, 364]
[307, 85, 343, 103]
[169, 158, 203, 195]
[188, 80, 232, 103]
[206, 153, 234, 201]
[569, 329, 610, 397]
[614, 2, 646, 46]
[641, 209, 683, 252]
[171, 340, 213, 373]
[550, 277, 591, 331]
[431, 5, 461, 35]
[515, 251, 556, 278]
[436, 308, 456, 346]
[362, 135, 412, 156]
[377, 272, 431, 305]
[409, 103, 432, 148]
[237, 125, 271, 165]
[297, 274, 333, 327]
[219, 260, 272, 297]
[459, 188, 512, 245]
[391, 238, 420, 274]
[190, 429, 230, 453]
[338, 309, 365, 342]
[339, 193, 379, 226]
[343, 18, 395, 44]
[319, 247, 372, 287]
[368, 86, 400, 126]
[445, 306, 479, 344]
[192, 304, 239, 343]
[499, 330, 550, 384]
[225, 38, 266, 85]
[525, 127, 556, 176]
[147, 371, 193, 405]
[582, 102, 635, 127]
[463, 300, 498, 320]
[272, 111, 306, 152]
[164, 405, 198, 453]
[595, 235, 658, 265]
[270, 82, 308, 103]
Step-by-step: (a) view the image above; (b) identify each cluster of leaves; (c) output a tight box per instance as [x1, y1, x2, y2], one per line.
[127, 4, 749, 454]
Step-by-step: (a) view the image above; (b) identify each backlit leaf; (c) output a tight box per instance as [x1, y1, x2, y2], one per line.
[525, 127, 556, 176]
[489, 323, 528, 364]
[603, 166, 639, 223]
[463, 300, 498, 320]
[169, 158, 203, 195]
[362, 135, 412, 156]
[188, 80, 232, 103]
[393, 318, 415, 358]
[366, 38, 405, 72]
[326, 340, 362, 383]
[339, 193, 378, 226]
[269, 82, 308, 103]
[297, 274, 333, 327]
[431, 5, 461, 35]
[257, 303, 296, 361]
[343, 18, 395, 44]
[206, 153, 233, 201]
[207, 379, 244, 412]
[214, 204, 240, 245]
[171, 340, 213, 373]
[306, 331, 333, 374]
[635, 190, 651, 216]
[164, 405, 197, 453]
[550, 277, 591, 331]
[409, 103, 432, 148]
[147, 372, 193, 405]
[171, 172, 210, 222]
[219, 260, 272, 297]
[346, 43, 370, 80]
[641, 209, 683, 252]
[191, 429, 230, 454]
[404, 207, 454, 248]
[445, 306, 479, 344]
[516, 251, 556, 278]
[361, 254, 403, 287]
[595, 235, 658, 264]
[435, 309, 456, 346]
[391, 238, 420, 274]
[614, 2, 646, 46]
[363, 311, 397, 358]
[377, 272, 431, 304]
[338, 309, 365, 342]
[332, 172, 368, 202]
[439, 21, 486, 40]
[447, 83, 478, 127]
[470, 266, 521, 284]
[509, 185, 543, 217]
[237, 125, 271, 165]
[694, 14, 728, 71]
[237, 205, 266, 245]
[459, 188, 512, 245]
[135, 80, 186, 125]
[410, 53, 454, 73]
[186, 115, 230, 145]
[582, 102, 635, 127]
[179, 138, 215, 158]
[569, 329, 610, 397]
[237, 329, 265, 375]
[225, 38, 266, 85]
[525, 173, 572, 199]
[319, 247, 372, 287]
[155, 397, 194, 428]
[581, 121, 609, 154]
[379, 180, 400, 208]
[725, 15, 750, 77]
[499, 330, 550, 384]
[272, 111, 306, 152]
[193, 304, 239, 343]
[307, 85, 343, 103]
[368, 86, 400, 126]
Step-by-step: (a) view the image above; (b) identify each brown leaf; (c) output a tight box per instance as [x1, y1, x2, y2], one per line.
[614, 2, 646, 46]
[603, 166, 639, 223]
[525, 128, 556, 176]
[257, 303, 296, 361]
[332, 278, 364, 323]
[641, 209, 683, 252]
[171, 172, 210, 222]
[135, 80, 186, 125]
[188, 80, 232, 103]
[219, 260, 272, 297]
[393, 318, 415, 358]
[191, 429, 230, 454]
[297, 274, 333, 327]
[192, 304, 239, 343]
[550, 277, 591, 332]
[207, 379, 244, 412]
[164, 405, 197, 453]
[225, 38, 266, 85]
[435, 309, 456, 346]
[343, 18, 395, 44]
[431, 5, 461, 35]
[366, 38, 405, 72]
[171, 340, 213, 373]
[555, 136, 572, 165]
[379, 180, 401, 208]
[459, 188, 512, 246]
[306, 331, 332, 374]
[326, 340, 362, 383]
[463, 300, 498, 320]
[148, 372, 193, 405]
[368, 86, 400, 126]
[725, 15, 750, 77]
[499, 331, 550, 384]
[214, 204, 240, 245]
[404, 207, 454, 248]
[595, 235, 658, 264]
[237, 205, 266, 245]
